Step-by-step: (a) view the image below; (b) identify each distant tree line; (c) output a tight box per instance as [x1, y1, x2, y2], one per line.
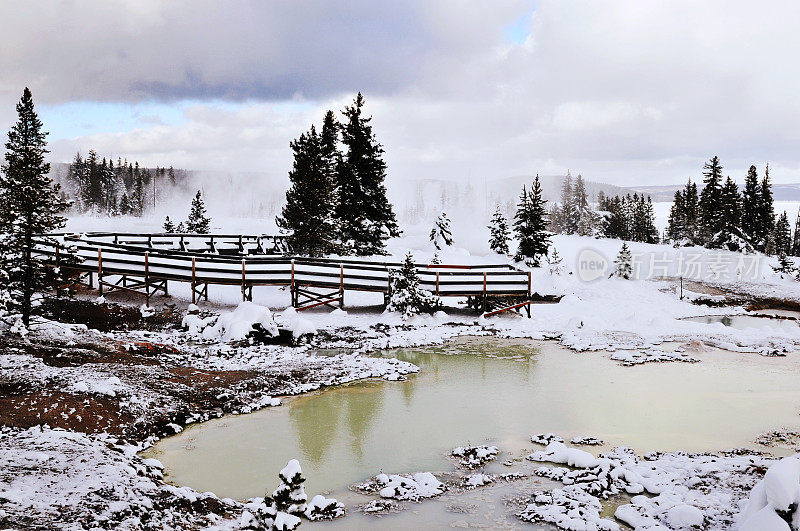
[276, 93, 400, 256]
[597, 192, 659, 244]
[666, 156, 795, 255]
[63, 152, 186, 216]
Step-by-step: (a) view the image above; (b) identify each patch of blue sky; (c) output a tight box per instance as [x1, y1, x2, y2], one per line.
[503, 2, 534, 45]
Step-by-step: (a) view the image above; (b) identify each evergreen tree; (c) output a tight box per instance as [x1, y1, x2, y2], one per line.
[773, 251, 795, 276]
[711, 176, 744, 250]
[666, 190, 686, 242]
[741, 165, 760, 244]
[572, 173, 588, 232]
[547, 247, 564, 275]
[792, 207, 800, 256]
[185, 190, 211, 234]
[0, 88, 70, 326]
[683, 180, 699, 243]
[547, 203, 563, 234]
[429, 212, 453, 250]
[386, 252, 440, 319]
[514, 175, 550, 266]
[601, 195, 627, 240]
[774, 210, 791, 256]
[276, 126, 336, 256]
[643, 197, 659, 243]
[757, 164, 775, 250]
[488, 207, 510, 254]
[559, 172, 577, 234]
[613, 242, 633, 279]
[272, 459, 307, 519]
[118, 192, 131, 215]
[698, 156, 724, 244]
[337, 93, 399, 255]
[163, 216, 177, 233]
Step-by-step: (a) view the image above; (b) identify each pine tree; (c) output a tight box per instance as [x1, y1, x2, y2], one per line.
[666, 190, 685, 242]
[643, 196, 659, 243]
[792, 207, 800, 256]
[613, 242, 633, 279]
[386, 252, 440, 319]
[757, 164, 775, 251]
[711, 176, 743, 250]
[118, 192, 131, 215]
[429, 212, 453, 250]
[337, 93, 399, 255]
[774, 210, 791, 256]
[0, 88, 70, 326]
[547, 247, 564, 275]
[741, 165, 760, 244]
[683, 180, 699, 243]
[514, 175, 550, 266]
[602, 195, 627, 240]
[773, 251, 795, 276]
[186, 190, 211, 234]
[163, 216, 177, 233]
[698, 156, 724, 244]
[560, 172, 577, 234]
[488, 207, 510, 254]
[572, 173, 588, 231]
[276, 126, 336, 256]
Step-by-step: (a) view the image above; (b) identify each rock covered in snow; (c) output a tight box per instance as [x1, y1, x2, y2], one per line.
[571, 436, 604, 446]
[198, 302, 279, 342]
[739, 453, 800, 530]
[373, 472, 446, 501]
[532, 433, 564, 445]
[528, 441, 599, 468]
[451, 445, 500, 469]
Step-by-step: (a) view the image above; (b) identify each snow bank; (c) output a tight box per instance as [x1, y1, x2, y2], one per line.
[528, 441, 599, 468]
[200, 301, 279, 342]
[739, 453, 800, 530]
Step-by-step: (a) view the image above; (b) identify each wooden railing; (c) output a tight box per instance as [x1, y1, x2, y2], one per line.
[35, 233, 533, 310]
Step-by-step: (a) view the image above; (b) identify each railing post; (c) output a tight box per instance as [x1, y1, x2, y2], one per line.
[191, 257, 196, 304]
[527, 271, 532, 297]
[144, 251, 150, 307]
[290, 259, 295, 307]
[483, 272, 487, 313]
[98, 249, 103, 295]
[436, 272, 440, 295]
[339, 264, 344, 309]
[241, 258, 247, 302]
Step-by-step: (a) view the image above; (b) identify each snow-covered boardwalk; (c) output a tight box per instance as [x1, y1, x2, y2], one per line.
[35, 232, 534, 310]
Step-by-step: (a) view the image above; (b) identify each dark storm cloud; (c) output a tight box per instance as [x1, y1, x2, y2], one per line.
[0, 1, 523, 103]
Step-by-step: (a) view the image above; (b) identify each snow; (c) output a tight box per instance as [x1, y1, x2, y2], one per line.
[528, 441, 599, 468]
[199, 301, 279, 342]
[304, 494, 345, 521]
[451, 445, 500, 469]
[375, 472, 447, 501]
[739, 453, 800, 530]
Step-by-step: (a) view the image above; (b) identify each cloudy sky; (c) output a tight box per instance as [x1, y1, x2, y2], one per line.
[2, 0, 800, 188]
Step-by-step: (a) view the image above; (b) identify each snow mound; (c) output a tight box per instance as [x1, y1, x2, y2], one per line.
[528, 441, 599, 468]
[739, 453, 800, 530]
[200, 302, 278, 342]
[532, 433, 565, 445]
[375, 472, 446, 501]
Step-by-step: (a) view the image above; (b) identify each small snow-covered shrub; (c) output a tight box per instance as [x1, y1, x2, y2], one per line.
[451, 445, 500, 469]
[386, 253, 440, 319]
[613, 242, 633, 279]
[304, 495, 344, 521]
[272, 459, 307, 517]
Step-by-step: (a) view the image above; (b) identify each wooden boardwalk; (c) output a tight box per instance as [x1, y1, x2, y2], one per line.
[35, 233, 534, 314]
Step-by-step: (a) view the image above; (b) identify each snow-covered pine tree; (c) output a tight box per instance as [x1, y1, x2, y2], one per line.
[429, 212, 453, 250]
[792, 207, 800, 256]
[560, 172, 577, 234]
[698, 156, 724, 244]
[773, 251, 795, 276]
[488, 207, 510, 254]
[643, 197, 659, 243]
[710, 177, 744, 250]
[572, 174, 592, 234]
[0, 88, 70, 326]
[666, 190, 685, 242]
[272, 459, 307, 520]
[186, 190, 211, 234]
[683, 180, 699, 243]
[337, 93, 399, 255]
[386, 252, 440, 319]
[774, 210, 791, 256]
[547, 247, 564, 275]
[276, 125, 337, 256]
[514, 175, 550, 266]
[547, 203, 563, 234]
[741, 165, 760, 245]
[613, 242, 633, 279]
[757, 164, 776, 251]
[163, 216, 177, 233]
